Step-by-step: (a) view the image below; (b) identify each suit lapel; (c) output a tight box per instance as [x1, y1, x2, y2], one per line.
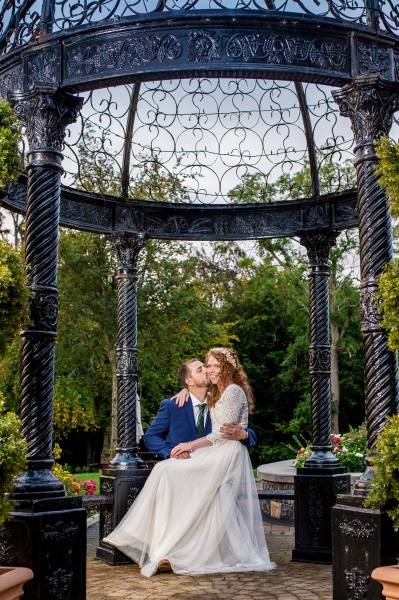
[185, 397, 198, 440]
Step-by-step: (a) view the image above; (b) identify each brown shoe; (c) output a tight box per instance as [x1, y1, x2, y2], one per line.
[157, 559, 172, 573]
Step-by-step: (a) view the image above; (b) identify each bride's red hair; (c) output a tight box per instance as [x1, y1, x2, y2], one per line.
[205, 348, 254, 413]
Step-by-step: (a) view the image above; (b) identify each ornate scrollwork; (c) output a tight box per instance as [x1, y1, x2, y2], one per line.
[116, 348, 138, 376]
[101, 481, 114, 494]
[345, 567, 369, 599]
[357, 42, 390, 79]
[339, 519, 374, 539]
[360, 285, 383, 329]
[0, 530, 17, 566]
[309, 347, 330, 372]
[308, 485, 323, 542]
[147, 216, 212, 235]
[0, 66, 23, 99]
[188, 31, 220, 62]
[226, 34, 348, 71]
[30, 289, 58, 331]
[335, 479, 349, 494]
[65, 34, 183, 78]
[41, 521, 79, 541]
[103, 509, 113, 538]
[127, 486, 140, 508]
[46, 568, 73, 599]
[27, 50, 60, 87]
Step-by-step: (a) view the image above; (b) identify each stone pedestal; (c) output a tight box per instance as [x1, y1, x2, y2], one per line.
[96, 467, 151, 565]
[1, 497, 86, 600]
[258, 460, 295, 520]
[292, 466, 350, 564]
[332, 495, 399, 600]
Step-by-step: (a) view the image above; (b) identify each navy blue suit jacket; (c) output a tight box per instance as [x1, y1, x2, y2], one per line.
[144, 397, 257, 459]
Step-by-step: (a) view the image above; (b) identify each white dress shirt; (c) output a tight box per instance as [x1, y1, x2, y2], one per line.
[190, 393, 208, 428]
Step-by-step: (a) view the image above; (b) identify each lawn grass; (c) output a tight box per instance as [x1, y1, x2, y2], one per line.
[72, 471, 101, 490]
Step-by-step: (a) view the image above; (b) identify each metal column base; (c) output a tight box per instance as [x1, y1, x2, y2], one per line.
[332, 494, 399, 600]
[96, 467, 151, 566]
[292, 466, 349, 564]
[0, 496, 86, 600]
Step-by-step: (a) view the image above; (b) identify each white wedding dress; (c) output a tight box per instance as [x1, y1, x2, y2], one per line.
[104, 384, 276, 577]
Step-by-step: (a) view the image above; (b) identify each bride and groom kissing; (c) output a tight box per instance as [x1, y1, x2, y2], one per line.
[104, 347, 276, 577]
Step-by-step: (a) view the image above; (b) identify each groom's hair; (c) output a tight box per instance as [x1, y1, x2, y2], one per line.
[178, 358, 199, 388]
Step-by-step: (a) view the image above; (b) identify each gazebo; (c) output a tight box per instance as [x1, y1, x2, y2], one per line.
[0, 0, 398, 597]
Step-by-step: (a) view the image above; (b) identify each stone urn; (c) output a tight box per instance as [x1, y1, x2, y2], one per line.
[372, 566, 399, 599]
[0, 567, 33, 600]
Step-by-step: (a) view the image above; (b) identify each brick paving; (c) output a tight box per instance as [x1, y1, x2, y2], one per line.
[87, 520, 332, 600]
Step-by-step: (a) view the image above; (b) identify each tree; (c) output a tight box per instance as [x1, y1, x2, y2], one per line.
[0, 240, 28, 358]
[228, 155, 362, 433]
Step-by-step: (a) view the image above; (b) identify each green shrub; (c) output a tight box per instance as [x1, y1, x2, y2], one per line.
[364, 414, 399, 530]
[0, 395, 27, 529]
[0, 100, 23, 188]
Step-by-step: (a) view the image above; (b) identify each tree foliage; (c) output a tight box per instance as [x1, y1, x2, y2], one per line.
[0, 100, 23, 189]
[0, 240, 28, 357]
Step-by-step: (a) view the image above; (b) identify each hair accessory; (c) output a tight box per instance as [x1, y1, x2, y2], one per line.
[212, 347, 237, 368]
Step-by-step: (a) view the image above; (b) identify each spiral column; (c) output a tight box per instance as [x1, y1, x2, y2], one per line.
[5, 85, 87, 600]
[301, 231, 340, 466]
[331, 76, 399, 600]
[97, 233, 151, 566]
[292, 230, 349, 565]
[9, 84, 83, 499]
[333, 75, 399, 496]
[109, 233, 146, 468]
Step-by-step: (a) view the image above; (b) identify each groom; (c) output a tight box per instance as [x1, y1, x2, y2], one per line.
[144, 358, 256, 460]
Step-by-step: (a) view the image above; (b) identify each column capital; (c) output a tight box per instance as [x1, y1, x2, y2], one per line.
[300, 230, 339, 266]
[332, 76, 399, 149]
[109, 234, 146, 269]
[9, 84, 83, 158]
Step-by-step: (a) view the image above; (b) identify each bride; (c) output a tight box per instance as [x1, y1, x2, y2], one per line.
[103, 347, 276, 577]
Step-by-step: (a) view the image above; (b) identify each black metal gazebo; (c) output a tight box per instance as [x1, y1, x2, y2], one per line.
[0, 0, 399, 597]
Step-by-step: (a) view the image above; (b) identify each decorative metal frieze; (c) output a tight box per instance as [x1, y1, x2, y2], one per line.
[41, 521, 79, 542]
[46, 568, 73, 600]
[188, 31, 220, 62]
[357, 42, 391, 79]
[0, 530, 17, 566]
[333, 76, 399, 492]
[339, 519, 374, 539]
[65, 34, 184, 79]
[226, 34, 348, 72]
[101, 482, 114, 494]
[127, 486, 140, 508]
[345, 567, 369, 600]
[395, 53, 399, 81]
[335, 479, 349, 493]
[1, 182, 359, 240]
[0, 66, 23, 99]
[308, 485, 323, 542]
[61, 197, 113, 229]
[27, 48, 61, 87]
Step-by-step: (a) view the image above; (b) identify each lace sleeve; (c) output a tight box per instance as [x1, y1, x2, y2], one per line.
[207, 384, 248, 447]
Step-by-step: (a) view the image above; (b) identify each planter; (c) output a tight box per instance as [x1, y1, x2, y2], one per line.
[0, 567, 33, 600]
[372, 565, 399, 599]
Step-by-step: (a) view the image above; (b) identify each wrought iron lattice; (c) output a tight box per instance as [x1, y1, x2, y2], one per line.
[62, 79, 355, 203]
[2, 0, 399, 57]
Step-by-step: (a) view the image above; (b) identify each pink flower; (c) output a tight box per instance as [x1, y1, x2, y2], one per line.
[298, 449, 305, 455]
[332, 436, 341, 443]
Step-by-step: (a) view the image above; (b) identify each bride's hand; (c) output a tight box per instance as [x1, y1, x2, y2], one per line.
[170, 388, 189, 408]
[170, 442, 191, 457]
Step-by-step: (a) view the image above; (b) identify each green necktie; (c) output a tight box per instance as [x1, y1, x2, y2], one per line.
[196, 403, 206, 438]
